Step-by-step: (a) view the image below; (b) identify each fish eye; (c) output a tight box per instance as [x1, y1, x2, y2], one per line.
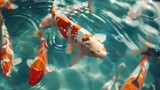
[90, 50, 95, 54]
[84, 42, 90, 47]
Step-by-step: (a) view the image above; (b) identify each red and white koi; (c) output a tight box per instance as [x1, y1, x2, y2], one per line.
[40, 5, 107, 66]
[102, 62, 126, 90]
[39, 0, 92, 29]
[120, 55, 150, 90]
[0, 15, 21, 76]
[0, 0, 18, 10]
[27, 21, 54, 86]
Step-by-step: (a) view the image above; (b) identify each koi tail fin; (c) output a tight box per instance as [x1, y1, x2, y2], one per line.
[29, 19, 44, 38]
[39, 13, 54, 29]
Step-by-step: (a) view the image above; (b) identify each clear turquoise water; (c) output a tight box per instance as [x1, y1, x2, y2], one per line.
[0, 0, 160, 90]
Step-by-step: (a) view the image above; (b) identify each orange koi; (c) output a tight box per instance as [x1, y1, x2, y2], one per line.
[27, 21, 54, 86]
[120, 55, 150, 90]
[0, 14, 22, 76]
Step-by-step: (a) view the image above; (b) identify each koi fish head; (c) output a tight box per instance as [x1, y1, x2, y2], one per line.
[0, 58, 12, 76]
[83, 37, 107, 59]
[29, 68, 44, 86]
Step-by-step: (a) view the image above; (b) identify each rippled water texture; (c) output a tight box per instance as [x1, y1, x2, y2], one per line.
[0, 0, 160, 90]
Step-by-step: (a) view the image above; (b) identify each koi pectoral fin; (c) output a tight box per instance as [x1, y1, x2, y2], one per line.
[94, 33, 106, 43]
[27, 59, 34, 68]
[69, 52, 85, 66]
[66, 44, 74, 54]
[115, 62, 126, 80]
[6, 4, 18, 10]
[13, 58, 22, 65]
[44, 65, 56, 74]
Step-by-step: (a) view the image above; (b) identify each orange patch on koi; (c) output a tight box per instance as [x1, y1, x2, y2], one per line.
[82, 33, 93, 42]
[70, 24, 81, 41]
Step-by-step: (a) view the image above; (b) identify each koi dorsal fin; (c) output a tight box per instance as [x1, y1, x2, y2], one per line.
[132, 66, 143, 89]
[132, 78, 140, 89]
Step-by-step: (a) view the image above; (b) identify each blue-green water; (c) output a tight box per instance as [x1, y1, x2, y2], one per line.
[0, 0, 160, 90]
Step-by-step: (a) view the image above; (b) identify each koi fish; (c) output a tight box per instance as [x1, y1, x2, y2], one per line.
[27, 21, 54, 86]
[102, 62, 126, 90]
[39, 0, 92, 29]
[0, 14, 22, 76]
[126, 0, 151, 20]
[120, 55, 150, 90]
[47, 5, 107, 66]
[0, 0, 18, 10]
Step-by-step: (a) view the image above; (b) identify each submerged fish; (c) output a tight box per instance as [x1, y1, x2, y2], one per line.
[0, 0, 18, 10]
[120, 55, 150, 90]
[0, 14, 22, 76]
[39, 0, 92, 29]
[27, 21, 54, 86]
[126, 0, 151, 20]
[102, 62, 126, 90]
[41, 5, 107, 66]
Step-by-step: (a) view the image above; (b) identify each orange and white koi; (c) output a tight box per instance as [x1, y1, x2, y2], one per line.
[42, 5, 107, 65]
[102, 62, 126, 90]
[27, 21, 54, 86]
[0, 15, 21, 76]
[120, 55, 150, 90]
[39, 0, 92, 29]
[0, 0, 18, 10]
